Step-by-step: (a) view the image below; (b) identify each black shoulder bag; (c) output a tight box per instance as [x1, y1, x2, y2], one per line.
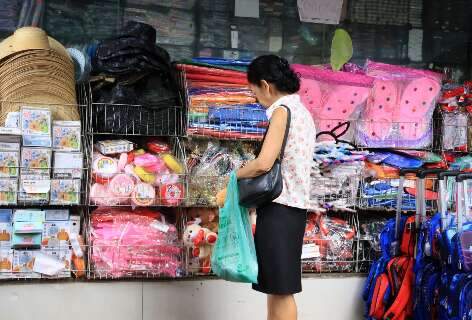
[238, 105, 291, 208]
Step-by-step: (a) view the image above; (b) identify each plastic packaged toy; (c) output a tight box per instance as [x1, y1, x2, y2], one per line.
[357, 61, 442, 148]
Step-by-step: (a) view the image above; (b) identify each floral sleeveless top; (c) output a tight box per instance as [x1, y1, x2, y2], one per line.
[266, 94, 316, 210]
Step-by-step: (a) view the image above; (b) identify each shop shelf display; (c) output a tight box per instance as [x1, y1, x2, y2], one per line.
[0, 208, 86, 280]
[177, 63, 267, 141]
[86, 207, 185, 280]
[87, 136, 187, 208]
[184, 138, 256, 208]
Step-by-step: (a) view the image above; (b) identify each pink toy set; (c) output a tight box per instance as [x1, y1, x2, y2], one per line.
[293, 62, 442, 149]
[90, 139, 185, 207]
[292, 64, 374, 143]
[89, 207, 182, 278]
[357, 61, 442, 148]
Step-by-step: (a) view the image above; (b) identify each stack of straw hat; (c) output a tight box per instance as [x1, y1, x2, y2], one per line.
[0, 27, 78, 125]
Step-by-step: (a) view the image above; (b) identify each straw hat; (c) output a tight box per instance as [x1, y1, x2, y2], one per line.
[0, 27, 70, 62]
[0, 27, 78, 125]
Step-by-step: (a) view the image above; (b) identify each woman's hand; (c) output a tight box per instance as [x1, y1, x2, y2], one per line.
[216, 188, 227, 207]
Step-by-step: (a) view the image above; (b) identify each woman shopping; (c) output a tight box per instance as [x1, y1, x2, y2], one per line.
[217, 55, 316, 320]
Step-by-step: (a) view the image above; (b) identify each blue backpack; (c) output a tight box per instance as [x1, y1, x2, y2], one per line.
[445, 273, 472, 319]
[414, 261, 440, 320]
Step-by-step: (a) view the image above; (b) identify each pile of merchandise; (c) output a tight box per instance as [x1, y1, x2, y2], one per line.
[302, 212, 356, 273]
[185, 140, 255, 207]
[0, 209, 84, 279]
[89, 207, 182, 279]
[359, 150, 442, 210]
[177, 59, 268, 140]
[363, 172, 472, 320]
[90, 139, 185, 207]
[89, 21, 183, 136]
[0, 107, 82, 206]
[183, 207, 219, 274]
[311, 141, 367, 212]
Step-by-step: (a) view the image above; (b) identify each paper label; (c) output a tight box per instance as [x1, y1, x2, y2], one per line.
[408, 29, 423, 62]
[21, 179, 51, 193]
[297, 0, 344, 24]
[269, 36, 283, 52]
[235, 0, 259, 18]
[33, 252, 66, 276]
[231, 29, 239, 49]
[301, 243, 320, 259]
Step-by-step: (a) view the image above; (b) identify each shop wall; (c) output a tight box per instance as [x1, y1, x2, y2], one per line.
[0, 277, 365, 320]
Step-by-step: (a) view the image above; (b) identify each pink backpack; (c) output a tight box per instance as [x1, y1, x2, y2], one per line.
[357, 61, 442, 148]
[292, 64, 374, 142]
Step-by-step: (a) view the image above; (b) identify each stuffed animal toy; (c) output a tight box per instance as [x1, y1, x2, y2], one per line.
[183, 218, 218, 273]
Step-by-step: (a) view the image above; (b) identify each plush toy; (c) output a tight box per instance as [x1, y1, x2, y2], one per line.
[183, 218, 218, 273]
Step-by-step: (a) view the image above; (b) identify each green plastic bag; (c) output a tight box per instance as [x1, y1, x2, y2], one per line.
[211, 171, 258, 283]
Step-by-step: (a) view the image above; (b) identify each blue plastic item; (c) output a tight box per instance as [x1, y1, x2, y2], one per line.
[192, 57, 251, 66]
[211, 172, 258, 283]
[208, 105, 267, 123]
[381, 152, 424, 169]
[189, 123, 267, 134]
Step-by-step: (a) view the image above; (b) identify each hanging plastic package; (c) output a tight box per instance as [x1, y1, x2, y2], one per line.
[357, 60, 442, 149]
[211, 171, 258, 283]
[292, 64, 374, 143]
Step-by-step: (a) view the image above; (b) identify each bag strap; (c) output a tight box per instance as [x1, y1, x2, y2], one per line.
[256, 104, 291, 159]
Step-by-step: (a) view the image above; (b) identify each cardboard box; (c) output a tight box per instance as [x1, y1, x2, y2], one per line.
[50, 179, 81, 205]
[96, 139, 134, 155]
[20, 147, 51, 176]
[0, 178, 17, 205]
[0, 249, 13, 278]
[52, 121, 81, 152]
[12, 233, 42, 249]
[13, 210, 44, 222]
[42, 221, 70, 248]
[53, 152, 83, 179]
[0, 223, 11, 247]
[18, 176, 50, 204]
[45, 210, 69, 221]
[0, 135, 21, 150]
[14, 221, 43, 234]
[0, 150, 19, 177]
[20, 107, 52, 147]
[39, 248, 72, 279]
[12, 250, 41, 278]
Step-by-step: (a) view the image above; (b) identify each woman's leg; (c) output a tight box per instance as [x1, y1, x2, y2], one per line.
[267, 294, 297, 320]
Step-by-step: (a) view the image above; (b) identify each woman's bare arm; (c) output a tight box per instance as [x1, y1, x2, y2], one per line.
[236, 107, 288, 179]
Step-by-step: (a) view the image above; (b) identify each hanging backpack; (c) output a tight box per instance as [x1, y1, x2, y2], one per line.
[383, 256, 415, 320]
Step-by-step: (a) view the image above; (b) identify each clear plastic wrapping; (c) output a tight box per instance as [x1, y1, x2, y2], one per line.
[302, 213, 356, 273]
[292, 64, 374, 143]
[357, 60, 442, 149]
[89, 207, 182, 279]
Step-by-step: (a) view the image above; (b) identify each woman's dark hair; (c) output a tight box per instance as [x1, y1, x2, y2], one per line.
[247, 55, 300, 94]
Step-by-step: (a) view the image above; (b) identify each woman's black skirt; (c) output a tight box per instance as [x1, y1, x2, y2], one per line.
[252, 202, 307, 295]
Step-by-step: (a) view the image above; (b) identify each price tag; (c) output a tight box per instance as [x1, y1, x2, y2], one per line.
[301, 243, 320, 259]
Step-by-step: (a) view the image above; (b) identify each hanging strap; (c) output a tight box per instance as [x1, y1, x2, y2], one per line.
[256, 104, 292, 160]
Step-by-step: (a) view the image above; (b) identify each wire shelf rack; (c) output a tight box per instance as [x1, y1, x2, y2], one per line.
[358, 175, 439, 212]
[85, 207, 186, 280]
[310, 168, 361, 212]
[178, 69, 266, 142]
[85, 73, 186, 137]
[86, 135, 188, 208]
